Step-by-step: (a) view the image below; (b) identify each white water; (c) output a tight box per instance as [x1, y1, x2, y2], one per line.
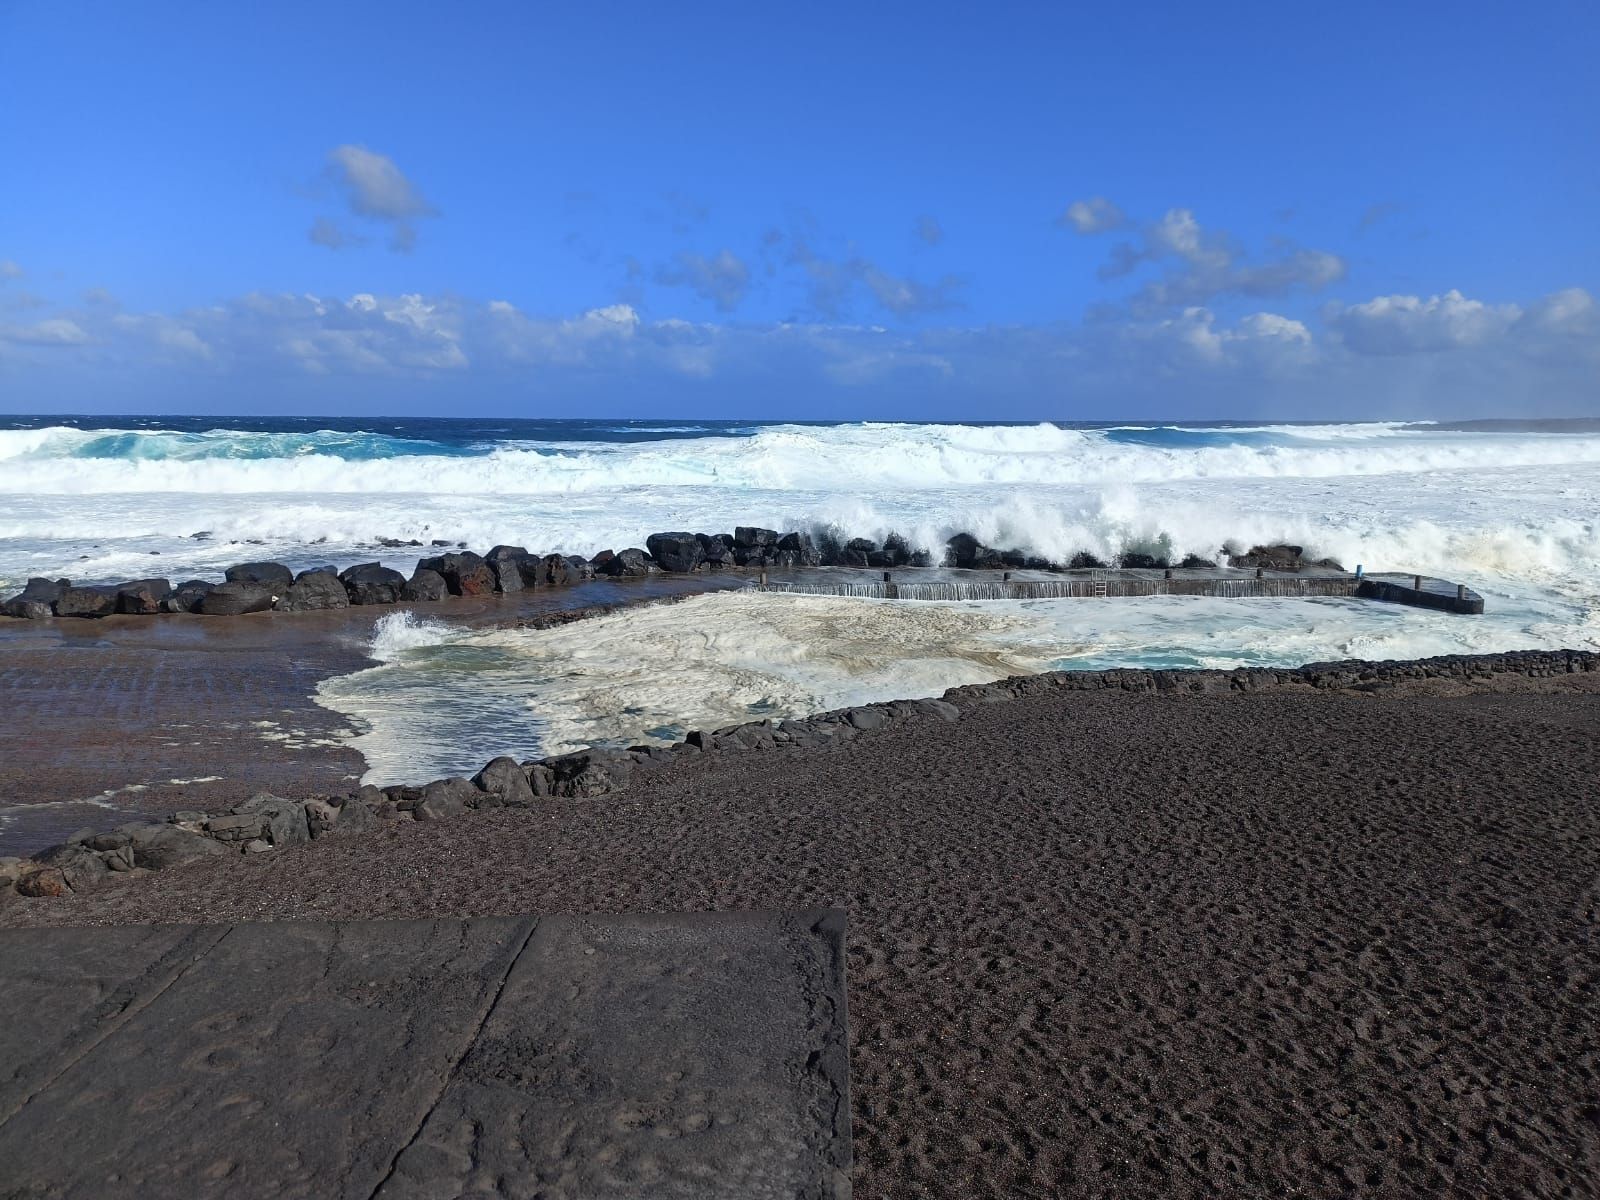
[318, 585, 1595, 786]
[6, 418, 1598, 784]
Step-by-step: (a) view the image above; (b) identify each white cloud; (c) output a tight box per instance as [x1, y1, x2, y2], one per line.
[0, 260, 23, 282]
[0, 318, 89, 345]
[323, 145, 437, 252]
[3, 280, 1593, 417]
[1059, 197, 1127, 235]
[1092, 207, 1347, 311]
[1327, 289, 1521, 354]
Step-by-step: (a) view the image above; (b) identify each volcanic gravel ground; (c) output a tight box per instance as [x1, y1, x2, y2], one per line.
[7, 680, 1600, 1198]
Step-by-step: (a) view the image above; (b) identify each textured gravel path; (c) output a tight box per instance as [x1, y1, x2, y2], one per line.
[7, 674, 1600, 1198]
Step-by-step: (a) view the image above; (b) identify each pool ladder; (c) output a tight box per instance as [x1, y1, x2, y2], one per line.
[1091, 569, 1107, 598]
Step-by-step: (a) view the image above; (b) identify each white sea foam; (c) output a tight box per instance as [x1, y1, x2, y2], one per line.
[315, 585, 1599, 786]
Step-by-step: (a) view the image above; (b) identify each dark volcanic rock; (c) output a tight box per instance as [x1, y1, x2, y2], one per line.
[54, 586, 120, 618]
[415, 777, 484, 821]
[115, 579, 173, 614]
[595, 548, 656, 577]
[486, 545, 531, 593]
[277, 571, 350, 612]
[540, 748, 637, 797]
[945, 533, 1007, 570]
[1229, 543, 1305, 571]
[2, 577, 69, 620]
[1069, 551, 1109, 569]
[418, 551, 496, 596]
[734, 527, 780, 549]
[540, 553, 578, 587]
[776, 531, 822, 567]
[1178, 554, 1218, 569]
[340, 563, 408, 605]
[162, 580, 214, 613]
[224, 561, 294, 587]
[294, 566, 338, 582]
[1118, 552, 1169, 570]
[126, 822, 229, 869]
[565, 555, 595, 581]
[199, 580, 277, 616]
[646, 532, 704, 573]
[474, 756, 536, 808]
[402, 569, 449, 602]
[698, 534, 736, 568]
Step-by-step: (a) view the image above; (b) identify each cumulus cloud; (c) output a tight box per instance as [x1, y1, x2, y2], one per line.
[1326, 290, 1521, 354]
[1058, 197, 1127, 235]
[654, 250, 751, 312]
[4, 278, 1593, 417]
[322, 145, 437, 252]
[1088, 207, 1346, 311]
[915, 215, 944, 245]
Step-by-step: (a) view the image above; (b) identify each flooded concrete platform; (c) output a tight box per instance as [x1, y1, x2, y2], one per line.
[0, 909, 851, 1199]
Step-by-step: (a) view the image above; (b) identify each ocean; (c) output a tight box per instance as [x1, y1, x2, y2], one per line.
[3, 415, 1597, 783]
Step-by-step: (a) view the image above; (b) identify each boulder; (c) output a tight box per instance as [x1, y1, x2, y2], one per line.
[414, 777, 483, 821]
[417, 551, 496, 596]
[486, 545, 531, 593]
[646, 532, 704, 573]
[126, 822, 229, 870]
[34, 842, 111, 892]
[776, 531, 822, 567]
[199, 580, 277, 616]
[1178, 554, 1217, 569]
[115, 578, 173, 614]
[54, 585, 121, 618]
[697, 534, 736, 568]
[945, 533, 1006, 570]
[594, 547, 655, 577]
[232, 794, 311, 847]
[540, 553, 578, 587]
[1068, 551, 1108, 569]
[402, 568, 449, 602]
[224, 561, 294, 587]
[340, 562, 408, 605]
[16, 867, 70, 897]
[1229, 543, 1305, 571]
[474, 755, 536, 808]
[1118, 552, 1168, 570]
[734, 527, 780, 550]
[540, 748, 636, 797]
[294, 566, 338, 582]
[276, 571, 349, 612]
[162, 579, 214, 613]
[2, 577, 69, 620]
[564, 555, 595, 581]
[305, 795, 378, 838]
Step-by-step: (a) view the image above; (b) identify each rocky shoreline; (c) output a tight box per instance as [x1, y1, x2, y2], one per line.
[2, 528, 1336, 621]
[3, 647, 1590, 902]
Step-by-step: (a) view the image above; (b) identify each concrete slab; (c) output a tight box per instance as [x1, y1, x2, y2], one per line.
[377, 909, 851, 1200]
[0, 909, 850, 1200]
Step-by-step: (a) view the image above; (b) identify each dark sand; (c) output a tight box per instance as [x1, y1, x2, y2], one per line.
[7, 671, 1599, 1198]
[0, 575, 738, 855]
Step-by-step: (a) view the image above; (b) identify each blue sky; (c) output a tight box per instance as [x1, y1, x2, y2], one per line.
[1, 0, 1596, 418]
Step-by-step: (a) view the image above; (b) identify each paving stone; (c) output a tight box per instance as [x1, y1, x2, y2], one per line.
[378, 908, 851, 1200]
[0, 909, 851, 1199]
